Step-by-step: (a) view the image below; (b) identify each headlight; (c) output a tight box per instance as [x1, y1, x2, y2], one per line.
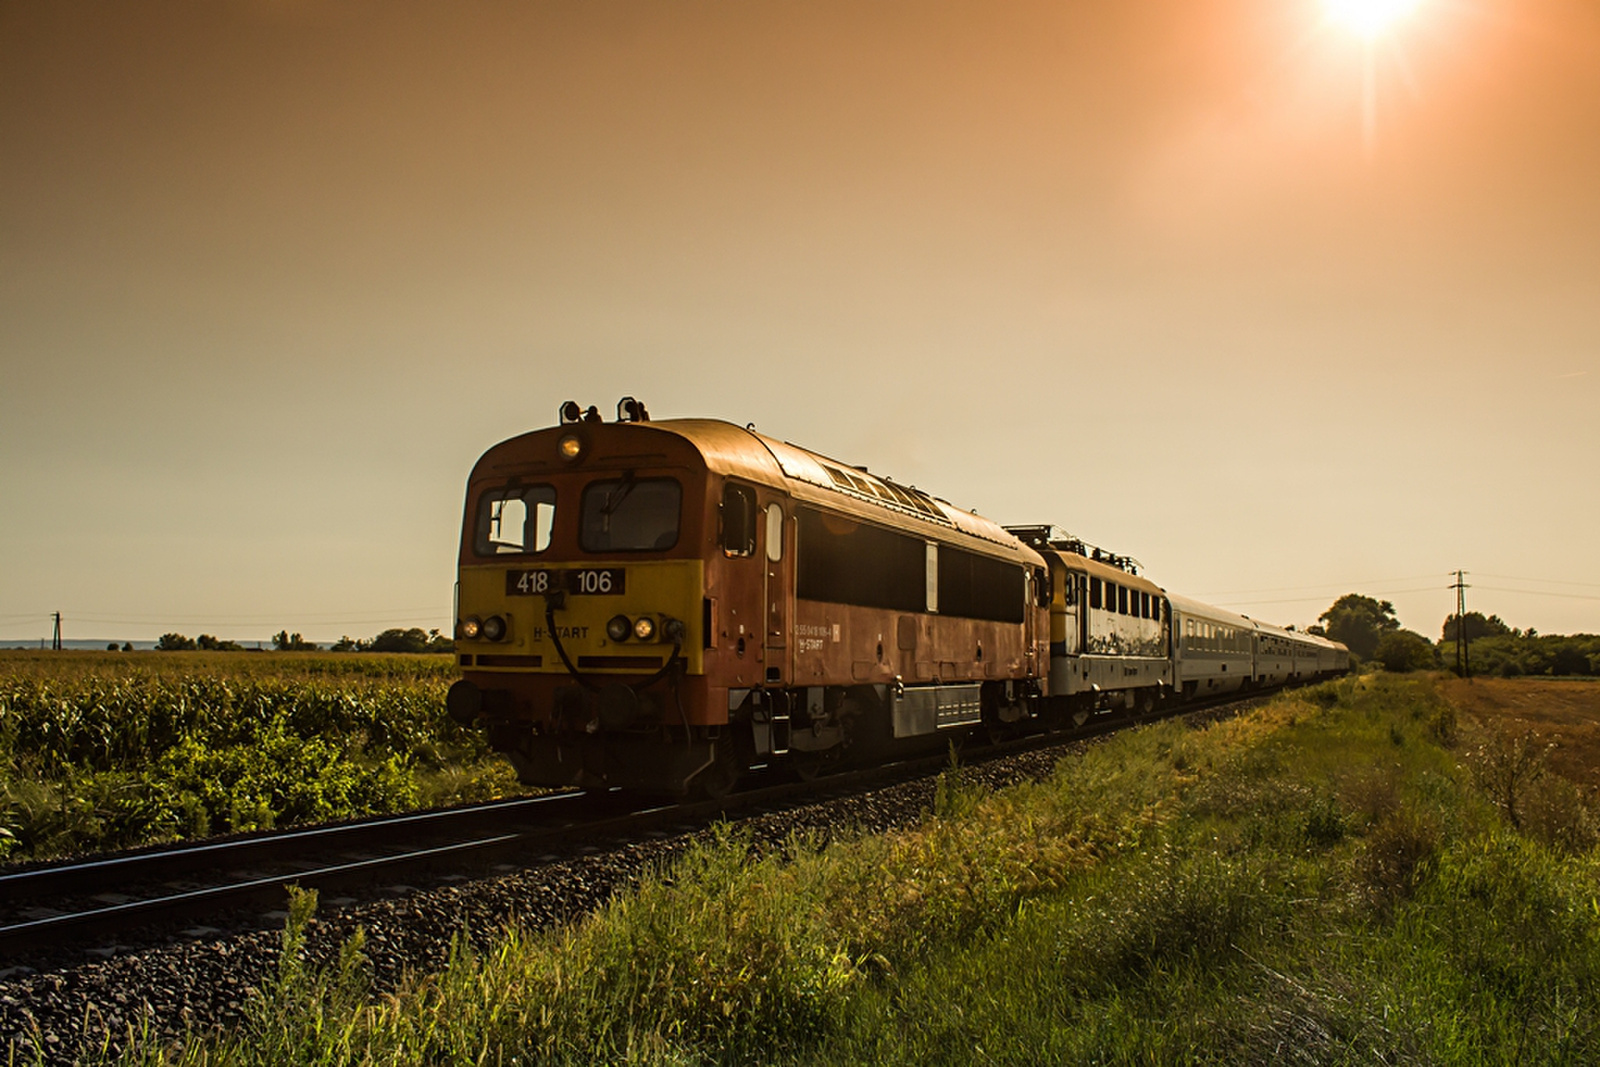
[606, 615, 631, 642]
[482, 615, 507, 641]
[458, 616, 482, 640]
[557, 433, 584, 462]
[632, 616, 656, 641]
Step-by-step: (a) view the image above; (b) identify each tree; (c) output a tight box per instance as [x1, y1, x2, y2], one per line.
[370, 627, 432, 653]
[1441, 612, 1511, 643]
[272, 630, 319, 652]
[1374, 630, 1438, 673]
[197, 634, 245, 652]
[156, 633, 197, 651]
[1317, 594, 1401, 660]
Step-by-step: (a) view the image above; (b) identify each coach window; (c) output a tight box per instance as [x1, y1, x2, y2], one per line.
[580, 477, 682, 552]
[721, 484, 757, 557]
[1089, 577, 1102, 609]
[475, 485, 555, 556]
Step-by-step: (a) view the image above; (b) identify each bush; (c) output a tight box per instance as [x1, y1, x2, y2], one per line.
[1374, 630, 1438, 673]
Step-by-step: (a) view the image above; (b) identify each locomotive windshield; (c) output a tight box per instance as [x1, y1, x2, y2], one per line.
[580, 477, 681, 552]
[473, 485, 555, 555]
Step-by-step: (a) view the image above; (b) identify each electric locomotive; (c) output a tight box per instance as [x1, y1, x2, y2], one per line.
[447, 399, 1050, 796]
[1006, 526, 1172, 727]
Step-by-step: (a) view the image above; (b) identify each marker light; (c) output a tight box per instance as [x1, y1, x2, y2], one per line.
[606, 615, 632, 642]
[632, 616, 656, 641]
[458, 616, 482, 640]
[557, 434, 584, 462]
[482, 615, 507, 642]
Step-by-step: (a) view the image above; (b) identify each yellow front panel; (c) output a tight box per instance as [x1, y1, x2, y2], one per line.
[458, 560, 705, 675]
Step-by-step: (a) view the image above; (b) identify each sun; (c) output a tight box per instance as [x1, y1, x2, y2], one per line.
[1323, 0, 1423, 38]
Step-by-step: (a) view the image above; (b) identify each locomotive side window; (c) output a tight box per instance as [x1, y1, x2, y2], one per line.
[721, 483, 757, 557]
[796, 506, 924, 612]
[1117, 585, 1129, 616]
[1140, 591, 1151, 618]
[1089, 577, 1102, 609]
[766, 503, 784, 562]
[474, 485, 555, 556]
[937, 545, 1025, 623]
[580, 477, 682, 552]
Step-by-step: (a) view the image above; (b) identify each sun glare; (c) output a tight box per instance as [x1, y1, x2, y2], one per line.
[1323, 0, 1422, 38]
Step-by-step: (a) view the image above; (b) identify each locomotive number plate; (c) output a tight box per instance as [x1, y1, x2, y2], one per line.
[505, 568, 627, 596]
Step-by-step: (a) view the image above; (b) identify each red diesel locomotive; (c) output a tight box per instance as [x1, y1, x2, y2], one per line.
[447, 399, 1050, 795]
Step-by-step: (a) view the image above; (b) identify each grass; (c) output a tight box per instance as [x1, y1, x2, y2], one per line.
[0, 651, 520, 862]
[47, 674, 1600, 1063]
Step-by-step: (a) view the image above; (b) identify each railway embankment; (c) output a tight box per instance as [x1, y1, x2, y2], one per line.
[9, 674, 1600, 1063]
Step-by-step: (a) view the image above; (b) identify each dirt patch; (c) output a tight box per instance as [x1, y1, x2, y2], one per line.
[1437, 676, 1600, 789]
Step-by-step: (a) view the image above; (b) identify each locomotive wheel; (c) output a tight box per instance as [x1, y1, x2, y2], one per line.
[692, 763, 736, 800]
[691, 742, 740, 800]
[790, 749, 839, 782]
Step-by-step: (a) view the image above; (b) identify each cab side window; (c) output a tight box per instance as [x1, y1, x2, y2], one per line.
[722, 483, 757, 557]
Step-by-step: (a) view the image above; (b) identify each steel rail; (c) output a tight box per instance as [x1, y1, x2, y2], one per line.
[0, 791, 591, 905]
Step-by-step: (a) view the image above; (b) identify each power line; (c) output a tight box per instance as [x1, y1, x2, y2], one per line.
[1192, 575, 1442, 598]
[1211, 585, 1451, 608]
[59, 608, 449, 623]
[1475, 573, 1600, 590]
[1473, 586, 1600, 603]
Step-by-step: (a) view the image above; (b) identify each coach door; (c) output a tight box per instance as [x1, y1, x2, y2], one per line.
[762, 501, 790, 686]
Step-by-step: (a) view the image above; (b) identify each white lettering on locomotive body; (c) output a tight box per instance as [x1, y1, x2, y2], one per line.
[795, 622, 833, 655]
[516, 570, 551, 594]
[529, 625, 590, 641]
[573, 569, 612, 594]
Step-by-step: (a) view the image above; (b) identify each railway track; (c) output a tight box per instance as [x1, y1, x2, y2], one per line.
[0, 692, 1271, 962]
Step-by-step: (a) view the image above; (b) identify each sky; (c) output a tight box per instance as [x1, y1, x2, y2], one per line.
[2, 0, 1597, 645]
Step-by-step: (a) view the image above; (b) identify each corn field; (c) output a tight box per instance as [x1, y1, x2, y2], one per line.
[0, 651, 519, 862]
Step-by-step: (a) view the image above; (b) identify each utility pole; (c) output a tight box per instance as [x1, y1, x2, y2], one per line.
[51, 611, 63, 651]
[1449, 571, 1470, 680]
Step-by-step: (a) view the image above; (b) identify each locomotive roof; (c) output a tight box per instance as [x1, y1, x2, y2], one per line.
[472, 417, 1040, 563]
[672, 419, 1038, 559]
[1042, 549, 1166, 598]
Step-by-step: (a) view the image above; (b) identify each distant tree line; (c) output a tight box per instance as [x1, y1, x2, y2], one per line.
[156, 633, 247, 651]
[1309, 594, 1599, 677]
[330, 628, 453, 653]
[151, 628, 452, 654]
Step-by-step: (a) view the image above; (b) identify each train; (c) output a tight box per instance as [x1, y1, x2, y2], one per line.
[446, 399, 1349, 795]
